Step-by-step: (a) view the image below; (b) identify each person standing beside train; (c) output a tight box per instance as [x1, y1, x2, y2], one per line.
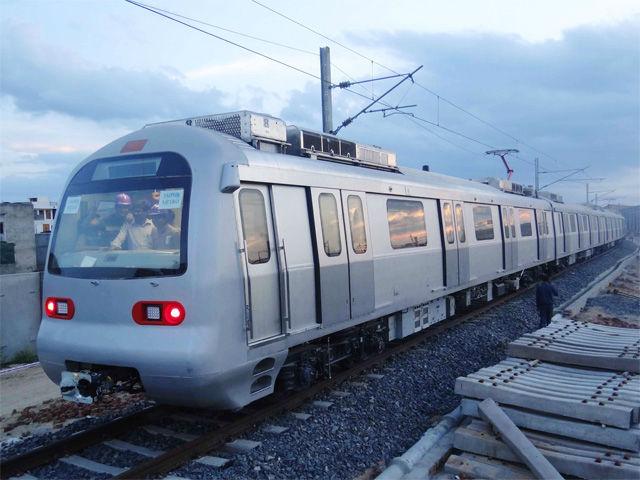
[535, 274, 558, 328]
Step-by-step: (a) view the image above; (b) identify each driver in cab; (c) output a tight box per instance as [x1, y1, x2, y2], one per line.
[110, 199, 156, 250]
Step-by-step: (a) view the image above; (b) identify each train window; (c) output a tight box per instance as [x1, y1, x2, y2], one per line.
[502, 208, 509, 238]
[387, 199, 428, 249]
[519, 209, 533, 237]
[570, 214, 577, 232]
[239, 189, 271, 264]
[347, 195, 367, 254]
[473, 205, 494, 241]
[442, 203, 455, 244]
[319, 193, 342, 257]
[455, 204, 466, 243]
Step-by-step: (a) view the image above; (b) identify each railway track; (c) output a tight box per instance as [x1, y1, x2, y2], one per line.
[2, 244, 632, 480]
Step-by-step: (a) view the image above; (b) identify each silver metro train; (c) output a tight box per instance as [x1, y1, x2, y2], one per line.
[37, 111, 624, 409]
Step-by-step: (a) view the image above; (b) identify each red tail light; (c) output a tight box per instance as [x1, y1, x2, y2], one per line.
[44, 297, 75, 319]
[132, 301, 186, 326]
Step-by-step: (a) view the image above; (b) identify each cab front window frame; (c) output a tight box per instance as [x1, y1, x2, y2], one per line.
[47, 152, 191, 280]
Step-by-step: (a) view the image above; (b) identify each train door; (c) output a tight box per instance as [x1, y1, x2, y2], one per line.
[509, 207, 518, 267]
[455, 202, 470, 284]
[501, 207, 512, 270]
[341, 191, 374, 318]
[536, 210, 547, 260]
[554, 212, 564, 255]
[271, 185, 317, 333]
[440, 200, 459, 287]
[311, 188, 350, 326]
[236, 185, 282, 344]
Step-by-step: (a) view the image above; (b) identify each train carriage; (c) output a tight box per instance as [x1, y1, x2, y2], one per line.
[37, 111, 625, 409]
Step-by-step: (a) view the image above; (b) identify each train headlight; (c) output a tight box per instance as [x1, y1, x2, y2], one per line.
[132, 301, 186, 326]
[44, 297, 75, 319]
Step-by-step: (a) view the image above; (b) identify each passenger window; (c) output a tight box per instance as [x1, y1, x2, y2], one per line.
[387, 199, 428, 249]
[239, 189, 270, 264]
[347, 195, 367, 254]
[455, 204, 466, 243]
[570, 214, 577, 232]
[502, 207, 510, 238]
[473, 205, 494, 241]
[519, 209, 533, 237]
[442, 203, 454, 244]
[319, 193, 342, 257]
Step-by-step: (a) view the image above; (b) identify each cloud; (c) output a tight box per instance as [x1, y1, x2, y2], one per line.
[0, 23, 228, 123]
[281, 19, 639, 204]
[1, 17, 638, 206]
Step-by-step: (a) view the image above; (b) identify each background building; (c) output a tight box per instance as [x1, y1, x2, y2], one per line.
[29, 196, 57, 233]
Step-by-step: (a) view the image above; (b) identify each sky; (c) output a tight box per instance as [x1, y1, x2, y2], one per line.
[1, 0, 639, 206]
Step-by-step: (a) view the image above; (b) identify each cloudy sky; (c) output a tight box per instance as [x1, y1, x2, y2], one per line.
[1, 0, 638, 205]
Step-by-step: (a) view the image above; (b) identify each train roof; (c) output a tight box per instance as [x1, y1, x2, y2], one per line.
[79, 118, 622, 221]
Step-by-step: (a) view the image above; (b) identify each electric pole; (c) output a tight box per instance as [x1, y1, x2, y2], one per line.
[586, 183, 589, 204]
[319, 46, 333, 134]
[534, 157, 539, 197]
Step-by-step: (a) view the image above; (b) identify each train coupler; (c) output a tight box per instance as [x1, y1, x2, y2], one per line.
[60, 370, 114, 404]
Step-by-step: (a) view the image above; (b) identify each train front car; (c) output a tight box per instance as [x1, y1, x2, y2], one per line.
[37, 124, 269, 409]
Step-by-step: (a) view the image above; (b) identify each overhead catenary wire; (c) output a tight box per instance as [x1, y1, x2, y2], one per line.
[131, 0, 318, 56]
[126, 0, 588, 188]
[124, 1, 378, 102]
[124, 0, 502, 161]
[124, 0, 324, 82]
[250, 0, 610, 189]
[248, 0, 570, 170]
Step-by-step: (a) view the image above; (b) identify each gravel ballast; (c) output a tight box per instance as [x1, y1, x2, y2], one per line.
[6, 242, 635, 479]
[164, 242, 637, 480]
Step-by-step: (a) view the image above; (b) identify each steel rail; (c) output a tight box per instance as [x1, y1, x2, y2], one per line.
[119, 249, 626, 479]
[0, 405, 165, 479]
[1, 243, 630, 479]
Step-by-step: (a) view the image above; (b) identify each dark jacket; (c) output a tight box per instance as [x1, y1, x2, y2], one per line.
[536, 281, 558, 308]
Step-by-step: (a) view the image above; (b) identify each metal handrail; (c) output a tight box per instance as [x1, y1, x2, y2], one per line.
[240, 240, 253, 339]
[280, 238, 291, 330]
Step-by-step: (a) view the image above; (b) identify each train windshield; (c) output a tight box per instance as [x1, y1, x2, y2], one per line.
[48, 152, 191, 279]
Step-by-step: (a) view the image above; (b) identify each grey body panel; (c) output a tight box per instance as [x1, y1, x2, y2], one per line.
[467, 204, 502, 283]
[37, 123, 624, 410]
[235, 184, 283, 343]
[310, 187, 350, 326]
[270, 185, 318, 333]
[441, 200, 459, 287]
[341, 190, 375, 319]
[455, 202, 470, 284]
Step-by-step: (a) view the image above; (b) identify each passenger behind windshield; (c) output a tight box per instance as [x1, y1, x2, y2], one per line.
[110, 199, 155, 250]
[76, 210, 108, 249]
[150, 204, 181, 250]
